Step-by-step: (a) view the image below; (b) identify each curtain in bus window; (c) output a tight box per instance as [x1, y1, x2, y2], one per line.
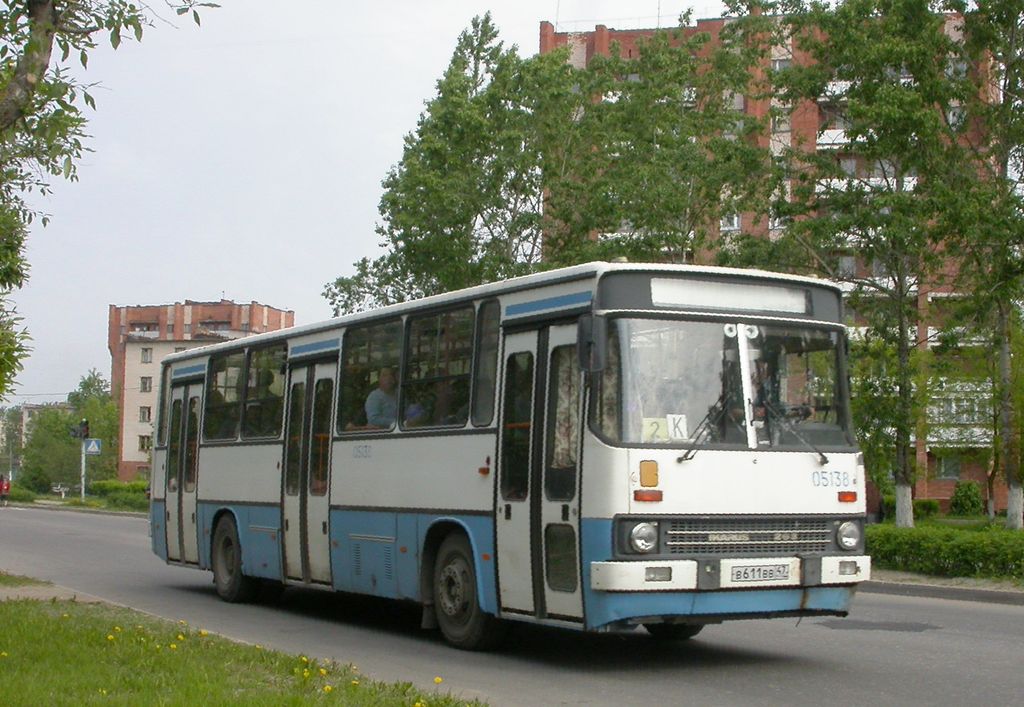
[285, 381, 305, 496]
[500, 352, 533, 501]
[243, 345, 287, 438]
[310, 379, 333, 496]
[157, 367, 170, 447]
[204, 352, 245, 440]
[471, 300, 500, 426]
[596, 332, 621, 440]
[546, 345, 579, 501]
[184, 396, 200, 492]
[166, 399, 183, 492]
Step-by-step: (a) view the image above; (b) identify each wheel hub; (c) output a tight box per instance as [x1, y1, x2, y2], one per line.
[438, 563, 466, 616]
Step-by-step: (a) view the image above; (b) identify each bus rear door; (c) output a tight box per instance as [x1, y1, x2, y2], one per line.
[165, 382, 201, 564]
[282, 360, 336, 584]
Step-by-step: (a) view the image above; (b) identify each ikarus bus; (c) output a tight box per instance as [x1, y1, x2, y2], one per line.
[150, 261, 870, 649]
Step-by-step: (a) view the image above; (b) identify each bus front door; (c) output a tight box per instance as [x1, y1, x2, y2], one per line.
[165, 382, 201, 565]
[497, 325, 583, 622]
[282, 361, 336, 584]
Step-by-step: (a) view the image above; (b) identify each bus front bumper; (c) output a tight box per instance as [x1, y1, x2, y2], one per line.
[590, 555, 871, 592]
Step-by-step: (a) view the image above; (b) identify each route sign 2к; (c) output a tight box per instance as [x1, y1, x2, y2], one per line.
[84, 438, 102, 456]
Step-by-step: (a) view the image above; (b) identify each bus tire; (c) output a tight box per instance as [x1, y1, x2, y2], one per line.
[433, 533, 504, 650]
[643, 623, 704, 641]
[212, 516, 258, 603]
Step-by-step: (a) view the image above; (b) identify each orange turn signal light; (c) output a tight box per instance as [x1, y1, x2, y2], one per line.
[634, 489, 663, 502]
[838, 491, 857, 503]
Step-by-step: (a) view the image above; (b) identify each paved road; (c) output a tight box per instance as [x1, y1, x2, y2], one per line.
[2, 507, 1022, 706]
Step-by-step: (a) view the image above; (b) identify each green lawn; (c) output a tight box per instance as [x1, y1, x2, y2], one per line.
[0, 571, 48, 587]
[0, 600, 482, 706]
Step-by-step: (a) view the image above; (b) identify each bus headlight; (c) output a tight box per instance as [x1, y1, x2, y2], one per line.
[836, 521, 860, 551]
[629, 522, 659, 553]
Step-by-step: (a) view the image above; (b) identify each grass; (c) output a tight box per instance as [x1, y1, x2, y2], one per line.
[0, 599, 483, 706]
[0, 571, 48, 587]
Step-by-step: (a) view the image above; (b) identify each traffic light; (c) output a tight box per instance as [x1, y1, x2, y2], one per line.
[79, 419, 89, 439]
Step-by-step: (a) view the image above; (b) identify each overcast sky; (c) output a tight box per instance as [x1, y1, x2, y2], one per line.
[6, 0, 725, 405]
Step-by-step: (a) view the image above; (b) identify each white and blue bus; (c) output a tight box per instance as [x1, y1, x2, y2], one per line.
[151, 262, 870, 649]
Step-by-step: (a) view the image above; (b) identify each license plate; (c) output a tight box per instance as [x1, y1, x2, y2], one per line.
[730, 563, 790, 583]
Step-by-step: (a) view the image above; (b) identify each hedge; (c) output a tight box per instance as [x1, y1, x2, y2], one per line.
[88, 480, 148, 497]
[866, 524, 1024, 580]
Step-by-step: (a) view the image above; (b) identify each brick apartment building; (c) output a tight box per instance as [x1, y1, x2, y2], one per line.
[540, 16, 1005, 513]
[108, 300, 294, 481]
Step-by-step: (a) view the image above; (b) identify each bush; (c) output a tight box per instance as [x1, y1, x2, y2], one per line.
[913, 499, 940, 519]
[867, 524, 1024, 580]
[104, 490, 149, 512]
[89, 480, 148, 497]
[949, 480, 985, 516]
[7, 483, 36, 503]
[880, 495, 941, 520]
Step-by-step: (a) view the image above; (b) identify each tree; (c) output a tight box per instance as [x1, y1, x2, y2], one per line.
[765, 0, 968, 527]
[545, 10, 777, 265]
[324, 14, 584, 315]
[934, 0, 1024, 528]
[0, 1, 213, 395]
[19, 369, 118, 492]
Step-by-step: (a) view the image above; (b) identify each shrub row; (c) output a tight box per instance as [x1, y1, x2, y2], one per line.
[880, 496, 940, 520]
[89, 479, 148, 497]
[867, 524, 1024, 580]
[7, 483, 36, 503]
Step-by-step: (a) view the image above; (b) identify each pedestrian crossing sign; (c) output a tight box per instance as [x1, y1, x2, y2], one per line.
[84, 438, 102, 455]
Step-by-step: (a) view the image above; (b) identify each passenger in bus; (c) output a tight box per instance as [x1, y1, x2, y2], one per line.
[364, 367, 398, 428]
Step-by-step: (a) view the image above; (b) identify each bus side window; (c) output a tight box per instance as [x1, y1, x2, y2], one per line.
[338, 320, 401, 432]
[472, 300, 500, 426]
[204, 352, 245, 440]
[501, 352, 533, 501]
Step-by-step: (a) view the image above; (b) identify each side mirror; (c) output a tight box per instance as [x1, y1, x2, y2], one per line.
[577, 314, 607, 373]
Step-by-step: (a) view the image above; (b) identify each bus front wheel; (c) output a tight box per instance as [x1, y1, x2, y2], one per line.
[433, 534, 504, 650]
[212, 516, 258, 603]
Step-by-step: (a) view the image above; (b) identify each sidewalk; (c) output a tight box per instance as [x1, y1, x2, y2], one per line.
[863, 568, 1024, 606]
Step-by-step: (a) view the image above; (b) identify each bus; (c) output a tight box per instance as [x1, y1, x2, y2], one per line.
[151, 261, 871, 649]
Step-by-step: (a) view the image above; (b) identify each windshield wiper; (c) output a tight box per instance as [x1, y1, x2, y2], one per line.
[676, 396, 726, 463]
[760, 398, 829, 466]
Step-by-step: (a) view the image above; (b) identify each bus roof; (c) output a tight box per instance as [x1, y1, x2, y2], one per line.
[161, 261, 839, 365]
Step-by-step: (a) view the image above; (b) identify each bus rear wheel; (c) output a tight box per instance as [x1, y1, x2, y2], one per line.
[212, 516, 258, 603]
[433, 534, 504, 650]
[643, 623, 704, 641]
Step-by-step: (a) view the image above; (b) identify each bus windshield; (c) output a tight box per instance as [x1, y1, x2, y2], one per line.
[593, 318, 853, 449]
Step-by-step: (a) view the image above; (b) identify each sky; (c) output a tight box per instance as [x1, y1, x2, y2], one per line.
[7, 0, 726, 405]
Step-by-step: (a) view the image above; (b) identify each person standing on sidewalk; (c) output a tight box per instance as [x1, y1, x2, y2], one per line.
[0, 474, 9, 506]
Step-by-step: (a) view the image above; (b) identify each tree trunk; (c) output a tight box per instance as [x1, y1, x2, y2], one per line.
[996, 302, 1022, 529]
[0, 1, 59, 133]
[894, 282, 915, 528]
[895, 484, 914, 528]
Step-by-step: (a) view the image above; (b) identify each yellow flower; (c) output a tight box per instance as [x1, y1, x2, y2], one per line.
[62, 614, 69, 619]
[0, 652, 8, 658]
[319, 668, 327, 676]
[199, 629, 208, 637]
[323, 685, 333, 694]
[303, 669, 310, 679]
[98, 689, 107, 696]
[414, 702, 423, 707]
[178, 620, 187, 626]
[350, 680, 359, 686]
[177, 634, 185, 641]
[169, 644, 178, 650]
[106, 635, 114, 641]
[434, 676, 443, 685]
[113, 626, 122, 632]
[300, 655, 309, 663]
[256, 644, 263, 650]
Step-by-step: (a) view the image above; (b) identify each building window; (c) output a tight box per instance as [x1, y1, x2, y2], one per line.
[138, 435, 152, 452]
[771, 112, 791, 134]
[166, 324, 174, 335]
[141, 348, 153, 364]
[838, 255, 857, 277]
[139, 406, 151, 423]
[839, 157, 857, 177]
[140, 377, 152, 393]
[184, 324, 192, 335]
[771, 58, 792, 73]
[174, 347, 186, 353]
[720, 213, 741, 232]
[935, 455, 961, 480]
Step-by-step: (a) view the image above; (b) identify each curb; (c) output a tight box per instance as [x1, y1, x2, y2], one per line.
[860, 580, 1024, 606]
[6, 502, 146, 519]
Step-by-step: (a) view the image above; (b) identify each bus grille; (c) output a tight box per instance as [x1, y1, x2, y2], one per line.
[665, 517, 832, 556]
